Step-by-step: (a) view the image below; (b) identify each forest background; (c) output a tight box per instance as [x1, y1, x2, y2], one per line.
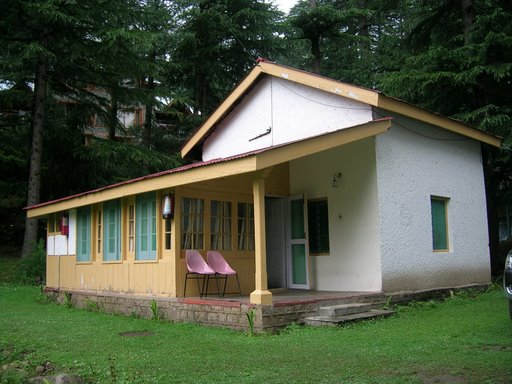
[0, 0, 511, 276]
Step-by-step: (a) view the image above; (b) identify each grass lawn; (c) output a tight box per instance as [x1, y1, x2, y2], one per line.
[0, 285, 511, 384]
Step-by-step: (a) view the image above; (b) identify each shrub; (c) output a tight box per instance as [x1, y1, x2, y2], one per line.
[17, 239, 45, 285]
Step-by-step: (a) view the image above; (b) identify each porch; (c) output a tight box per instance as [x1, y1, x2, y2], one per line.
[46, 288, 388, 332]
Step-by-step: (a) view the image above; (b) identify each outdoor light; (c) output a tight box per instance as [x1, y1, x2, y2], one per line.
[332, 172, 342, 188]
[162, 193, 174, 219]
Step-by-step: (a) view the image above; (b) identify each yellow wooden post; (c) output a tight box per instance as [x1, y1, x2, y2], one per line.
[250, 172, 272, 304]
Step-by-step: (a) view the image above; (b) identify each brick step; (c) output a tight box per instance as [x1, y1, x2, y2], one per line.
[305, 309, 394, 327]
[319, 303, 372, 317]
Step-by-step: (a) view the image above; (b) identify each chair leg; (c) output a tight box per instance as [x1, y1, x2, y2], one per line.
[184, 274, 189, 298]
[235, 273, 241, 296]
[203, 275, 210, 298]
[214, 273, 223, 298]
[221, 275, 228, 297]
[195, 273, 203, 298]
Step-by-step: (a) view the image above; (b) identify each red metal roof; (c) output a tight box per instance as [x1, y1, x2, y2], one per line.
[25, 118, 392, 211]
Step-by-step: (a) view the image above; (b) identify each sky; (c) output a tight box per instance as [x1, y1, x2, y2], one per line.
[273, 0, 298, 14]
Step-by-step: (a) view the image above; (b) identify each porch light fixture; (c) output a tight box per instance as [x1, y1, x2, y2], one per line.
[162, 193, 174, 219]
[332, 172, 342, 188]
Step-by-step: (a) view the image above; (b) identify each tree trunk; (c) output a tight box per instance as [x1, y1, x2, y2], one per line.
[461, 0, 475, 45]
[108, 86, 118, 140]
[308, 0, 321, 74]
[311, 37, 321, 74]
[143, 76, 154, 148]
[358, 0, 370, 58]
[482, 147, 501, 276]
[21, 31, 49, 258]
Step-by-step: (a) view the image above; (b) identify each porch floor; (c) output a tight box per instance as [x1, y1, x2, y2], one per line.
[181, 288, 386, 306]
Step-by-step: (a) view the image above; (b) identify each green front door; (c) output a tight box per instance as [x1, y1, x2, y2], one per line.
[288, 195, 310, 289]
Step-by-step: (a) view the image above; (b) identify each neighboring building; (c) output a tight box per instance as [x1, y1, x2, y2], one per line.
[26, 62, 501, 308]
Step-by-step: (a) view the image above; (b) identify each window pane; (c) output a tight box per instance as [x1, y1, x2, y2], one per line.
[292, 244, 307, 284]
[136, 193, 157, 260]
[211, 200, 232, 251]
[103, 201, 120, 261]
[238, 202, 254, 251]
[181, 198, 204, 249]
[308, 199, 330, 254]
[164, 218, 171, 250]
[77, 207, 91, 262]
[431, 197, 448, 251]
[291, 199, 304, 239]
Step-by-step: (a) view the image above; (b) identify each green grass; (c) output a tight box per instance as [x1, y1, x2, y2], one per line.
[1, 286, 511, 384]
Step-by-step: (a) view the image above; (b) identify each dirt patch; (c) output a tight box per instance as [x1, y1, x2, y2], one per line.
[118, 331, 154, 337]
[481, 344, 512, 352]
[417, 374, 467, 384]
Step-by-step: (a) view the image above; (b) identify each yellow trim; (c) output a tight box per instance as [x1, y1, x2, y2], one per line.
[27, 157, 258, 218]
[259, 62, 379, 105]
[27, 120, 390, 218]
[377, 95, 501, 148]
[256, 119, 391, 169]
[181, 66, 263, 158]
[250, 173, 272, 305]
[181, 61, 501, 159]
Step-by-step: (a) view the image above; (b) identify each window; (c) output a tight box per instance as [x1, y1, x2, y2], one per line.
[96, 209, 102, 256]
[182, 198, 204, 249]
[308, 199, 330, 255]
[47, 213, 61, 234]
[128, 204, 135, 253]
[136, 193, 157, 260]
[211, 200, 232, 250]
[103, 200, 121, 261]
[238, 202, 254, 251]
[164, 218, 172, 250]
[77, 207, 91, 262]
[431, 196, 449, 251]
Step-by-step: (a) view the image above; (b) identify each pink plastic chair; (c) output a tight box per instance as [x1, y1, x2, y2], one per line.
[207, 251, 241, 297]
[184, 250, 219, 298]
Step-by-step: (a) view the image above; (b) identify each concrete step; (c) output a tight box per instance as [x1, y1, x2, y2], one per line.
[319, 302, 372, 317]
[305, 309, 394, 327]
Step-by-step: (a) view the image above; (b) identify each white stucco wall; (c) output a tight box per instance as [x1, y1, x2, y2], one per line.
[289, 138, 382, 292]
[202, 77, 373, 161]
[375, 114, 491, 292]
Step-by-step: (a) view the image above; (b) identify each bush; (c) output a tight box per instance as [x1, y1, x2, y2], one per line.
[17, 239, 45, 285]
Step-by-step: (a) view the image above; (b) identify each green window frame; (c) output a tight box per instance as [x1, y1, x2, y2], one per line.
[103, 200, 121, 261]
[431, 196, 449, 252]
[136, 193, 157, 260]
[77, 207, 91, 262]
[307, 198, 330, 255]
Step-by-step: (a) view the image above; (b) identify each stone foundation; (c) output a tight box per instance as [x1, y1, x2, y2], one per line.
[43, 288, 384, 332]
[43, 284, 487, 332]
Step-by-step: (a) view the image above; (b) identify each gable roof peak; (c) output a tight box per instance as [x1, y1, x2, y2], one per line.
[181, 62, 501, 159]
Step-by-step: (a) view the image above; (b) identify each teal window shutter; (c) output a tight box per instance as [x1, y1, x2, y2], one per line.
[103, 200, 120, 261]
[136, 193, 157, 260]
[431, 197, 449, 251]
[77, 207, 91, 262]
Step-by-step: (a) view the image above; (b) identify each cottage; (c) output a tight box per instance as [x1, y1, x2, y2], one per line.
[26, 62, 501, 329]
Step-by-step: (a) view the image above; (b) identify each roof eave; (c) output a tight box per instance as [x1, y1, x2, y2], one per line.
[180, 65, 264, 159]
[376, 95, 502, 148]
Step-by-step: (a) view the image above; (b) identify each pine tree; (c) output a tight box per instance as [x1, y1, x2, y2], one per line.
[171, 0, 285, 115]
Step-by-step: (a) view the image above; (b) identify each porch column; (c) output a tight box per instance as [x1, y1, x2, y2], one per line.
[250, 172, 272, 305]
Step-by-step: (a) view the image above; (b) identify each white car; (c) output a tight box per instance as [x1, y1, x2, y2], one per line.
[504, 251, 512, 320]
